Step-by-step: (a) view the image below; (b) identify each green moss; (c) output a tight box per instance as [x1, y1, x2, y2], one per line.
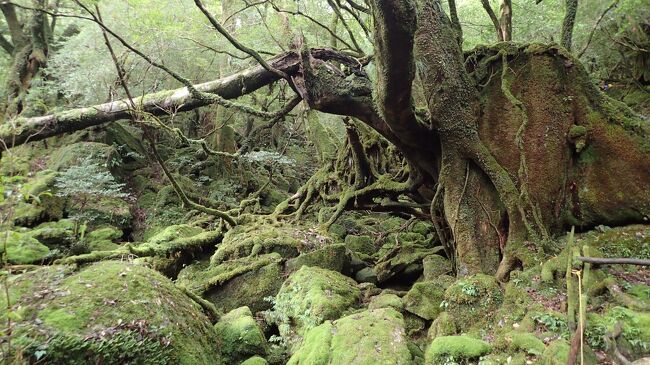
[1, 231, 50, 264]
[49, 142, 116, 172]
[2, 261, 222, 364]
[214, 306, 267, 363]
[286, 243, 349, 273]
[147, 224, 204, 244]
[368, 293, 404, 311]
[178, 253, 284, 313]
[28, 219, 75, 247]
[444, 274, 503, 332]
[427, 312, 457, 340]
[422, 254, 453, 279]
[288, 308, 412, 365]
[424, 335, 491, 364]
[374, 244, 444, 283]
[12, 201, 47, 227]
[576, 225, 650, 260]
[403, 281, 448, 320]
[211, 224, 311, 264]
[495, 331, 545, 355]
[241, 356, 269, 365]
[541, 339, 570, 365]
[268, 266, 360, 340]
[568, 125, 587, 139]
[345, 235, 375, 255]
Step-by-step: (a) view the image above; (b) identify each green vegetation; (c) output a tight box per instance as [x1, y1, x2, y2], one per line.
[0, 0, 648, 364]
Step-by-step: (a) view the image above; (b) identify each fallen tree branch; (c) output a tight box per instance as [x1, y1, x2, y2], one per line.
[577, 257, 650, 266]
[0, 48, 346, 150]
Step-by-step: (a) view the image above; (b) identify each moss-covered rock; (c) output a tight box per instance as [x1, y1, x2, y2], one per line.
[177, 253, 284, 313]
[427, 312, 457, 340]
[84, 226, 123, 252]
[268, 266, 360, 341]
[285, 243, 350, 273]
[214, 306, 268, 363]
[1, 231, 50, 264]
[287, 308, 413, 365]
[422, 255, 453, 280]
[495, 331, 545, 356]
[147, 224, 204, 245]
[1, 261, 221, 364]
[541, 339, 570, 365]
[28, 219, 76, 247]
[374, 244, 444, 284]
[355, 267, 378, 284]
[424, 335, 491, 365]
[403, 280, 449, 320]
[345, 235, 375, 256]
[70, 196, 132, 230]
[241, 356, 269, 365]
[211, 224, 329, 264]
[368, 293, 404, 311]
[444, 274, 503, 332]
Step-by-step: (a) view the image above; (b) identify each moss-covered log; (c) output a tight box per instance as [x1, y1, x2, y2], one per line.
[0, 48, 349, 150]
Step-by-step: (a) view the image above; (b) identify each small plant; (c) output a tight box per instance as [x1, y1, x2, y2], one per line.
[532, 312, 569, 337]
[55, 157, 129, 233]
[460, 282, 479, 297]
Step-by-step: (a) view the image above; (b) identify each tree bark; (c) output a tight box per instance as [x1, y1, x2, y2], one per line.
[499, 0, 512, 41]
[561, 0, 579, 51]
[1, 0, 50, 118]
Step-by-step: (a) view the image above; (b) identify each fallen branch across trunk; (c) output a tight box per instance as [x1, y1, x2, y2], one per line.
[577, 257, 650, 266]
[0, 48, 352, 150]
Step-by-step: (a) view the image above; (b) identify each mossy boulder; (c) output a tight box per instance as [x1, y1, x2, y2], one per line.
[214, 306, 268, 363]
[2, 261, 221, 364]
[541, 339, 570, 365]
[495, 331, 545, 356]
[355, 267, 378, 284]
[345, 235, 375, 255]
[269, 266, 360, 340]
[424, 335, 491, 365]
[427, 312, 457, 340]
[285, 243, 350, 273]
[241, 356, 269, 365]
[177, 253, 284, 313]
[374, 244, 444, 283]
[9, 170, 64, 227]
[287, 308, 413, 365]
[403, 279, 451, 320]
[147, 224, 204, 244]
[28, 219, 76, 247]
[444, 274, 503, 331]
[368, 293, 404, 311]
[85, 226, 123, 252]
[211, 224, 329, 264]
[422, 255, 453, 280]
[1, 231, 50, 264]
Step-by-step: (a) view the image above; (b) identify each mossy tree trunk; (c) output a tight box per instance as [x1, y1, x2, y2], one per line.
[0, 1, 51, 119]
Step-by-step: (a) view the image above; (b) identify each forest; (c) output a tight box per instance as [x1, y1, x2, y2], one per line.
[0, 0, 649, 364]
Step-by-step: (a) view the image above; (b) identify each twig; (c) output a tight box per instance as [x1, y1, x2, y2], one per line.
[577, 257, 650, 266]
